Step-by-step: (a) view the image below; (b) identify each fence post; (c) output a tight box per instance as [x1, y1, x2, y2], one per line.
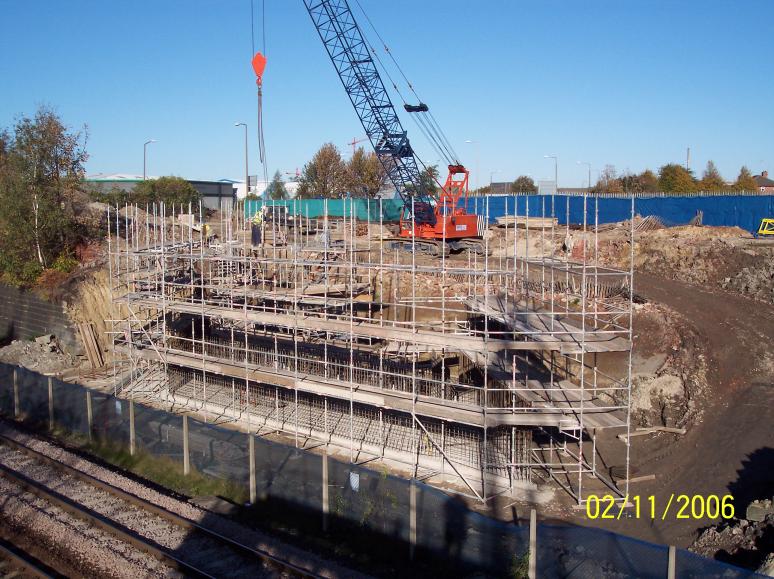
[129, 400, 136, 456]
[409, 480, 417, 560]
[47, 376, 54, 431]
[183, 414, 190, 475]
[529, 508, 537, 579]
[248, 433, 256, 504]
[322, 448, 329, 532]
[13, 368, 19, 419]
[667, 545, 676, 579]
[86, 391, 93, 442]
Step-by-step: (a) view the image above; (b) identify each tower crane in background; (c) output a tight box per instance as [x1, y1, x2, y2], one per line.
[301, 0, 485, 256]
[347, 135, 368, 155]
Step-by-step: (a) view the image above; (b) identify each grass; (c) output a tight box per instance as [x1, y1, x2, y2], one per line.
[15, 419, 503, 578]
[52, 427, 248, 505]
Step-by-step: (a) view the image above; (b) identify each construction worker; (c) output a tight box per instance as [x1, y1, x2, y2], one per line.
[251, 207, 263, 246]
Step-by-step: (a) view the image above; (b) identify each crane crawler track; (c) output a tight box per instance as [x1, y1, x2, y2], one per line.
[0, 433, 319, 578]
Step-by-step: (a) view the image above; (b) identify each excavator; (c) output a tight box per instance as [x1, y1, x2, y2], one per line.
[297, 0, 485, 256]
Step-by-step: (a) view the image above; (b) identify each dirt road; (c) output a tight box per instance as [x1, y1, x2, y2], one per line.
[602, 273, 774, 547]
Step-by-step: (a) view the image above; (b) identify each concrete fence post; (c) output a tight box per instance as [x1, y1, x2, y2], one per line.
[183, 415, 190, 475]
[409, 480, 417, 560]
[529, 508, 537, 579]
[129, 400, 136, 456]
[667, 545, 676, 579]
[86, 391, 93, 442]
[47, 376, 54, 431]
[322, 449, 329, 532]
[248, 433, 256, 505]
[13, 368, 19, 419]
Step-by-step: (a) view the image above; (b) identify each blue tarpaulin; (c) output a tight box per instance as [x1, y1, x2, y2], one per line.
[245, 194, 774, 234]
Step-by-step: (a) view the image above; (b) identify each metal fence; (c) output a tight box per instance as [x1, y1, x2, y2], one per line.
[244, 193, 774, 234]
[0, 363, 764, 578]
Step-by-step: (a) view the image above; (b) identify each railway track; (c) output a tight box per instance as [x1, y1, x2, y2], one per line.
[0, 535, 58, 578]
[0, 433, 319, 578]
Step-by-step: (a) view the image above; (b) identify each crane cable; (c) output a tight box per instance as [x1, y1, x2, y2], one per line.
[354, 37, 446, 197]
[357, 27, 452, 174]
[349, 1, 450, 167]
[252, 0, 269, 185]
[352, 0, 461, 166]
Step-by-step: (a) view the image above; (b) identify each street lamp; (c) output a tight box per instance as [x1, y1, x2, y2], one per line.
[577, 161, 591, 191]
[464, 139, 480, 191]
[544, 155, 557, 194]
[234, 123, 249, 197]
[143, 139, 157, 180]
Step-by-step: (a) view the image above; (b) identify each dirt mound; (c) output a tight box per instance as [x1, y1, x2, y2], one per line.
[629, 302, 708, 428]
[691, 515, 774, 574]
[722, 260, 774, 303]
[595, 224, 774, 303]
[0, 336, 77, 374]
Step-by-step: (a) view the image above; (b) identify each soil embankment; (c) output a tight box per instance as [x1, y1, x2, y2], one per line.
[598, 273, 774, 549]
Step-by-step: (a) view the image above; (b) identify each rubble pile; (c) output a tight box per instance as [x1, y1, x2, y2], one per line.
[722, 260, 774, 303]
[691, 502, 774, 577]
[0, 335, 77, 374]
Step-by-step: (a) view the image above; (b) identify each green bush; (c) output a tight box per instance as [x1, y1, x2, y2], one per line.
[51, 253, 78, 273]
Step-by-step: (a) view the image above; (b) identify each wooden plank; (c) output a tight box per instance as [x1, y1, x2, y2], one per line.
[465, 295, 630, 353]
[617, 426, 686, 441]
[494, 216, 558, 229]
[119, 344, 585, 428]
[619, 474, 656, 484]
[125, 295, 618, 353]
[77, 323, 103, 369]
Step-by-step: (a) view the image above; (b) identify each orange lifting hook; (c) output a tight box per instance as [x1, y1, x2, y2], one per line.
[252, 52, 267, 86]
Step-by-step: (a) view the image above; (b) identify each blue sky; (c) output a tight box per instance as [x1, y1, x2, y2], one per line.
[1, 0, 772, 187]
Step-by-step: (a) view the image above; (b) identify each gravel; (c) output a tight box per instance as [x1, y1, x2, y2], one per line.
[0, 444, 280, 578]
[0, 476, 171, 578]
[0, 422, 364, 578]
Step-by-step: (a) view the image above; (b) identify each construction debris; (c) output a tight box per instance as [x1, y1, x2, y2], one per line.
[691, 513, 774, 574]
[0, 335, 76, 374]
[77, 322, 104, 369]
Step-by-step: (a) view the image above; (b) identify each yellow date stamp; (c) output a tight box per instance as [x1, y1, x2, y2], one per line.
[586, 494, 735, 520]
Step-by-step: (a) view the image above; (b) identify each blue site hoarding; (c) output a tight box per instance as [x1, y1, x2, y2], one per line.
[245, 193, 774, 234]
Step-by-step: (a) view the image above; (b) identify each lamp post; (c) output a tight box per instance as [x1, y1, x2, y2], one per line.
[544, 155, 557, 194]
[464, 139, 480, 192]
[143, 139, 157, 180]
[235, 123, 249, 197]
[577, 161, 591, 191]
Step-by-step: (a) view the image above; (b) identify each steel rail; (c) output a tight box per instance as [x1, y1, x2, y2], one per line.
[0, 434, 319, 578]
[0, 461, 213, 578]
[0, 536, 57, 579]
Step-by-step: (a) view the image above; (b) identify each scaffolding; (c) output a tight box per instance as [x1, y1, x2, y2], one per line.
[107, 194, 635, 503]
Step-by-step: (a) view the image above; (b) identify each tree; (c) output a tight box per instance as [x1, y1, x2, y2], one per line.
[0, 107, 89, 285]
[657, 163, 697, 193]
[417, 164, 440, 197]
[131, 176, 201, 206]
[595, 165, 624, 194]
[296, 143, 346, 198]
[734, 166, 758, 191]
[620, 169, 659, 193]
[265, 170, 288, 200]
[699, 160, 725, 191]
[639, 169, 659, 192]
[511, 175, 536, 193]
[346, 148, 387, 198]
